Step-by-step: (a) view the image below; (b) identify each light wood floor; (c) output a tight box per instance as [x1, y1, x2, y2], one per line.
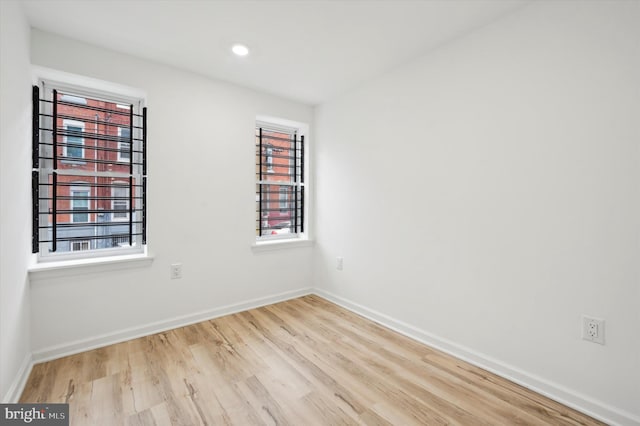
[21, 295, 604, 425]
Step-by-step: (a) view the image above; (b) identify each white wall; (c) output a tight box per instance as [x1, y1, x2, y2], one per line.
[0, 0, 33, 402]
[7, 2, 638, 422]
[314, 1, 640, 423]
[29, 31, 314, 354]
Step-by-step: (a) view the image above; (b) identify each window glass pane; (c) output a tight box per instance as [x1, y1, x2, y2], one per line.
[66, 125, 83, 158]
[112, 234, 130, 246]
[119, 127, 131, 160]
[266, 147, 274, 171]
[279, 186, 289, 212]
[256, 129, 296, 183]
[112, 186, 129, 219]
[255, 124, 304, 239]
[72, 190, 89, 223]
[34, 84, 146, 257]
[257, 183, 293, 236]
[71, 240, 90, 251]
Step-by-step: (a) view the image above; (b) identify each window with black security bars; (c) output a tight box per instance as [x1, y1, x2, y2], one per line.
[255, 125, 305, 239]
[32, 82, 147, 258]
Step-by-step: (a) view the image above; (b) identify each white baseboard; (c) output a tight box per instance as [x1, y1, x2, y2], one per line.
[2, 352, 33, 403]
[32, 287, 313, 363]
[16, 286, 640, 425]
[314, 288, 640, 426]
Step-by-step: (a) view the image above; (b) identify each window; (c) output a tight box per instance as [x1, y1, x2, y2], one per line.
[32, 80, 147, 260]
[63, 120, 84, 159]
[255, 122, 306, 240]
[266, 147, 274, 172]
[279, 186, 289, 212]
[112, 184, 129, 221]
[71, 187, 89, 223]
[118, 126, 131, 162]
[70, 240, 90, 251]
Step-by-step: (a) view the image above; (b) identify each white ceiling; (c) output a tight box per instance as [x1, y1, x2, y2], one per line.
[21, 0, 529, 105]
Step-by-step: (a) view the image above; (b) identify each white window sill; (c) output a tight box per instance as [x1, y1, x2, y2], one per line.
[251, 238, 314, 252]
[28, 252, 154, 282]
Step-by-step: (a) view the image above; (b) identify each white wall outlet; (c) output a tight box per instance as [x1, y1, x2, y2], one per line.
[582, 315, 604, 345]
[170, 263, 183, 279]
[336, 257, 343, 271]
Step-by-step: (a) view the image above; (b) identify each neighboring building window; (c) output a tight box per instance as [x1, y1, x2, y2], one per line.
[63, 120, 84, 159]
[255, 121, 306, 240]
[266, 147, 274, 172]
[118, 127, 131, 162]
[32, 79, 147, 259]
[279, 186, 288, 212]
[112, 184, 129, 221]
[71, 188, 89, 223]
[71, 240, 90, 251]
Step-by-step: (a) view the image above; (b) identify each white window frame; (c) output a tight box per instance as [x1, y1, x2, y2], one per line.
[62, 119, 85, 160]
[255, 116, 309, 244]
[117, 126, 131, 162]
[34, 68, 147, 263]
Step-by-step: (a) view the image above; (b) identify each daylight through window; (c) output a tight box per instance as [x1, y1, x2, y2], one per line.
[255, 124, 305, 240]
[32, 81, 147, 258]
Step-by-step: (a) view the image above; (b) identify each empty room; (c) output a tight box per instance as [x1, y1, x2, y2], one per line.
[1, 0, 638, 425]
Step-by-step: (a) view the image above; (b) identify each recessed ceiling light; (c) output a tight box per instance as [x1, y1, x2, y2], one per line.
[232, 44, 249, 56]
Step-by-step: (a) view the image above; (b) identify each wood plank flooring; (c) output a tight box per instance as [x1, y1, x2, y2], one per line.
[20, 295, 605, 425]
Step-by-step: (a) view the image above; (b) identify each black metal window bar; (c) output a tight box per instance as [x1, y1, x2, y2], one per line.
[32, 84, 147, 255]
[255, 126, 304, 237]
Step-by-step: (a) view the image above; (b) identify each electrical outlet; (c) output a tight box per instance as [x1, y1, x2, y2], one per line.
[336, 257, 343, 271]
[170, 263, 183, 279]
[582, 315, 604, 345]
